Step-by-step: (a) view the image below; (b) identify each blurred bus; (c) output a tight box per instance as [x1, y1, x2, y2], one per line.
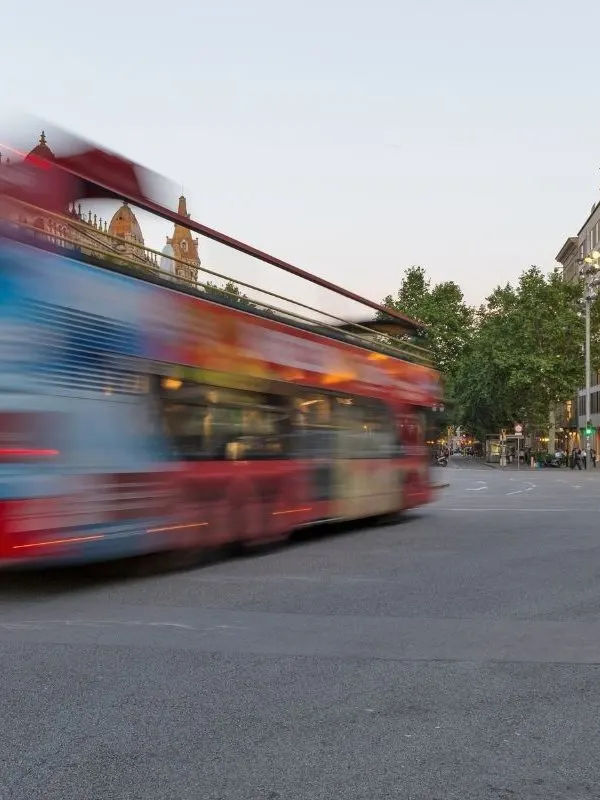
[0, 133, 442, 568]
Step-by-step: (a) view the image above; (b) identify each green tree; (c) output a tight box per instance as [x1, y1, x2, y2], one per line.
[380, 264, 590, 445]
[454, 267, 584, 440]
[452, 306, 514, 438]
[380, 265, 475, 381]
[203, 279, 256, 310]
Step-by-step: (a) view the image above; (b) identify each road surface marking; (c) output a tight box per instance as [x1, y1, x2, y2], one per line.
[506, 482, 535, 496]
[0, 620, 198, 632]
[439, 507, 575, 512]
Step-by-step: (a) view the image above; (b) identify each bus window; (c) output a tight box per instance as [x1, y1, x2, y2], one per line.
[334, 396, 396, 459]
[362, 403, 397, 457]
[153, 377, 290, 460]
[292, 395, 336, 458]
[398, 412, 426, 449]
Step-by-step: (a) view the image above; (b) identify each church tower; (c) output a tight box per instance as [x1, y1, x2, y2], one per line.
[161, 196, 200, 285]
[103, 201, 157, 268]
[26, 131, 55, 161]
[108, 202, 145, 251]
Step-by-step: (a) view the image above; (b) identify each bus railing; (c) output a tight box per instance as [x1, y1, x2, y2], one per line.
[2, 196, 433, 368]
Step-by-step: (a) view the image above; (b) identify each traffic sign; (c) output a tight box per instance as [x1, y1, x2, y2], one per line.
[514, 424, 523, 435]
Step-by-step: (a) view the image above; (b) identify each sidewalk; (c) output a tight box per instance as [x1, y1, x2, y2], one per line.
[461, 456, 600, 474]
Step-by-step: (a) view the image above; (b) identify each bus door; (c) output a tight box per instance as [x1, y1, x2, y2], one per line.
[333, 397, 399, 520]
[292, 396, 337, 520]
[396, 408, 431, 506]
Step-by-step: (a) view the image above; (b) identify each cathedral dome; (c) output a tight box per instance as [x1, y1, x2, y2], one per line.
[108, 203, 144, 245]
[26, 131, 54, 161]
[160, 243, 175, 275]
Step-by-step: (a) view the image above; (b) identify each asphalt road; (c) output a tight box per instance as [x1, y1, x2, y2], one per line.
[2, 460, 600, 799]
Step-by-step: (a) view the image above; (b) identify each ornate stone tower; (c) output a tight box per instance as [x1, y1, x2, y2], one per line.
[3, 132, 159, 273]
[108, 202, 145, 251]
[26, 130, 55, 161]
[160, 196, 200, 285]
[105, 201, 157, 268]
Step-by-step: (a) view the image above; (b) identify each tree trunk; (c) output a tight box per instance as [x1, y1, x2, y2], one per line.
[548, 405, 556, 454]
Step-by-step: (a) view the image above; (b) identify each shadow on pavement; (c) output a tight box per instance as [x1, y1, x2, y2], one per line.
[0, 512, 424, 598]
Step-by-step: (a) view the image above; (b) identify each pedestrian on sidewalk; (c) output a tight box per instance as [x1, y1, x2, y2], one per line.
[592, 449, 597, 469]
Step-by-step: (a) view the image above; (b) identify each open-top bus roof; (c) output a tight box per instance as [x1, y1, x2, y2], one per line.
[1, 126, 435, 377]
[0, 126, 423, 334]
[56, 147, 423, 334]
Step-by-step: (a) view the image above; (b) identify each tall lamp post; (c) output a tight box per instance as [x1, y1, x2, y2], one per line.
[581, 250, 600, 454]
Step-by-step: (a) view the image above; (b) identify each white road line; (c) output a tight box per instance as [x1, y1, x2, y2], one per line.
[466, 481, 488, 492]
[506, 482, 535, 496]
[439, 507, 576, 512]
[0, 620, 195, 631]
[179, 574, 387, 585]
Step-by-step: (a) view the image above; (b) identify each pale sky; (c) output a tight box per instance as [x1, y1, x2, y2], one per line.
[2, 0, 600, 319]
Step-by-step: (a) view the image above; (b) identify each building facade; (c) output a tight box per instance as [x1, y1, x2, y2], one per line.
[159, 195, 201, 285]
[0, 132, 200, 286]
[556, 199, 600, 450]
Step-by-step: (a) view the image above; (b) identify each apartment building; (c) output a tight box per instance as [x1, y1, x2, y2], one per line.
[556, 199, 600, 448]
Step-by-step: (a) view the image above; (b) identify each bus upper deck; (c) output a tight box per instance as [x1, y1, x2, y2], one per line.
[0, 123, 442, 569]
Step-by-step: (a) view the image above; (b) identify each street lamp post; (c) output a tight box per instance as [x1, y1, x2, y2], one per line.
[586, 290, 592, 452]
[581, 250, 600, 454]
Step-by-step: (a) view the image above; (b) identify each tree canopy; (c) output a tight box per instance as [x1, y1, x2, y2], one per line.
[202, 279, 256, 310]
[380, 265, 474, 384]
[381, 264, 590, 441]
[455, 268, 584, 437]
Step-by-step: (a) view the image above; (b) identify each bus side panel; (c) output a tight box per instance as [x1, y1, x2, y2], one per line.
[171, 459, 314, 546]
[332, 459, 400, 520]
[0, 392, 179, 566]
[0, 241, 179, 566]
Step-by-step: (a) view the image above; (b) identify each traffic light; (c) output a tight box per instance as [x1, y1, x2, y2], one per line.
[585, 421, 594, 436]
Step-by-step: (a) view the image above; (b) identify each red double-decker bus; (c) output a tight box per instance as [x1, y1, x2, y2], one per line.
[0, 127, 442, 569]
